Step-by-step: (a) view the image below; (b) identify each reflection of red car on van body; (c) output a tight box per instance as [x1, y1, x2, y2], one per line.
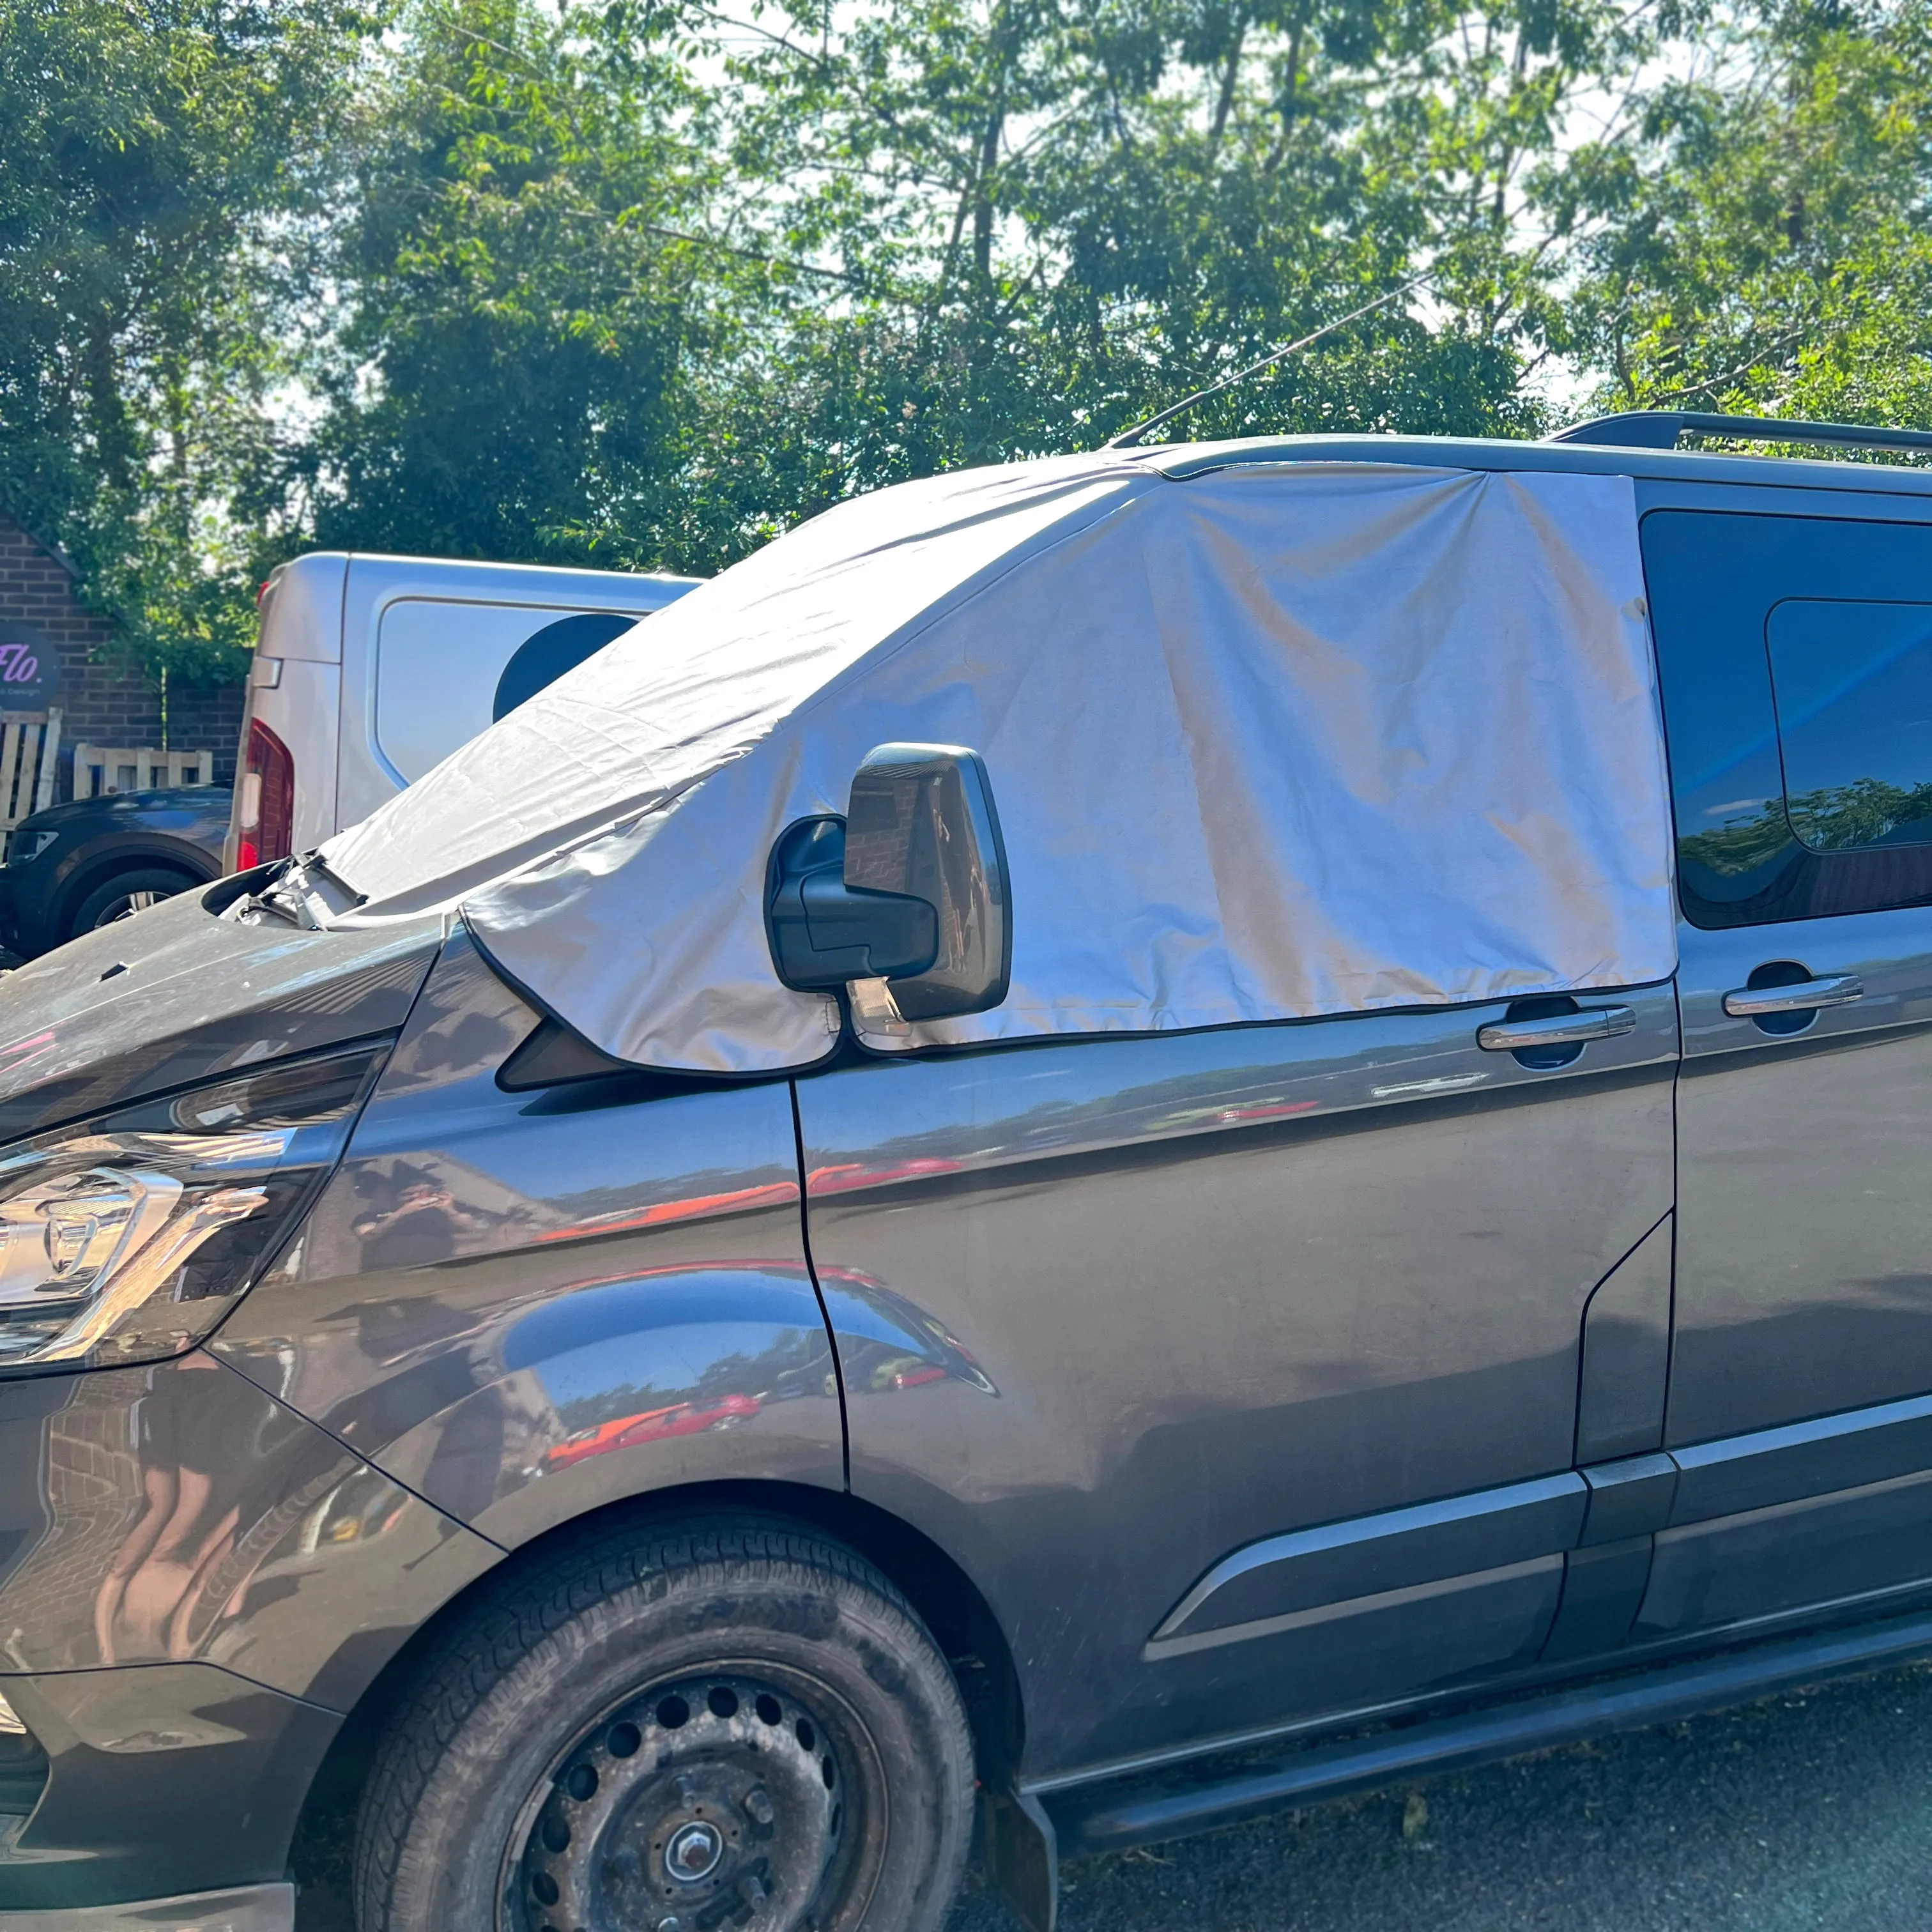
[543, 1392, 762, 1469]
[806, 1156, 963, 1194]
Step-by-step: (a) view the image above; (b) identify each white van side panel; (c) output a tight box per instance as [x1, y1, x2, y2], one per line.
[337, 556, 697, 834]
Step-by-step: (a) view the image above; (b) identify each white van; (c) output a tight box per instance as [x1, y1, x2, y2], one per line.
[227, 552, 700, 868]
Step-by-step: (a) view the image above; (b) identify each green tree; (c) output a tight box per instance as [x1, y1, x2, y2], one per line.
[14, 0, 1924, 662]
[307, 0, 1685, 574]
[711, 0, 1613, 476]
[303, 0, 788, 572]
[1557, 0, 1932, 430]
[0, 0, 375, 684]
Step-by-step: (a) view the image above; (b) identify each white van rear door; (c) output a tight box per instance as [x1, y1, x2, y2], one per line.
[229, 553, 346, 867]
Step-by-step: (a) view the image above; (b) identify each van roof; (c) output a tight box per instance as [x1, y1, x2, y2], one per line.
[1142, 430, 1932, 500]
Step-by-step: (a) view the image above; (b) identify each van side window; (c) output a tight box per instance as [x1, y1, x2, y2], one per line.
[376, 601, 638, 784]
[1645, 510, 1932, 928]
[1767, 601, 1932, 852]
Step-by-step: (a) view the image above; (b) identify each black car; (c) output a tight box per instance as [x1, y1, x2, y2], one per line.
[0, 783, 231, 958]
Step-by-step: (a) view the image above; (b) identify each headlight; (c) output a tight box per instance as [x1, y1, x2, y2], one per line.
[6, 828, 56, 865]
[0, 1041, 387, 1374]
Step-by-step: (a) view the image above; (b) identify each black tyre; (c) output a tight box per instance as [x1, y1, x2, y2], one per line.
[67, 866, 197, 939]
[352, 1515, 976, 1932]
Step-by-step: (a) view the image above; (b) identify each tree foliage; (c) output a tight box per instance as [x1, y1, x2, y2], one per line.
[1560, 0, 1932, 423]
[306, 0, 760, 566]
[0, 0, 376, 679]
[1, 0, 1929, 678]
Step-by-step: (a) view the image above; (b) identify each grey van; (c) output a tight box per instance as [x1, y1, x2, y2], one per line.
[7, 410, 1932, 1932]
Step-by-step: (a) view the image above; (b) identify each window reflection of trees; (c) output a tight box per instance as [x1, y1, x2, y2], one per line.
[1682, 777, 1932, 876]
[1787, 778, 1932, 852]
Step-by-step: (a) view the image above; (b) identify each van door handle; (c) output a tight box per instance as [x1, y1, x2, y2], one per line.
[1476, 1006, 1637, 1051]
[1722, 974, 1864, 1017]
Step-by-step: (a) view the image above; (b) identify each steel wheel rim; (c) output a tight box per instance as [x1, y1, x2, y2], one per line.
[502, 1662, 875, 1932]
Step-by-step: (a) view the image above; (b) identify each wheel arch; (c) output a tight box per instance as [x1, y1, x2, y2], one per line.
[289, 1477, 1025, 1888]
[52, 841, 216, 937]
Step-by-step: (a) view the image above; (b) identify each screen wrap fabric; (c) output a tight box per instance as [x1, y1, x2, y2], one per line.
[321, 454, 1676, 1074]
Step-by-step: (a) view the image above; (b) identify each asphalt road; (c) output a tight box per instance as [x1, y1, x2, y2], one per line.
[296, 1657, 1932, 1932]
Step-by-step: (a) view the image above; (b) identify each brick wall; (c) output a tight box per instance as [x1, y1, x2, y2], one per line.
[166, 677, 248, 779]
[0, 508, 245, 793]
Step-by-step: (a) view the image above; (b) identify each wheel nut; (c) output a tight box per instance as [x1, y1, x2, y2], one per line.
[664, 1820, 726, 1884]
[673, 1773, 700, 1809]
[739, 1873, 770, 1908]
[742, 1786, 775, 1826]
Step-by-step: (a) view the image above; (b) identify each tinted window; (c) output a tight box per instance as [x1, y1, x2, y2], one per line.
[1768, 601, 1932, 852]
[1644, 510, 1932, 928]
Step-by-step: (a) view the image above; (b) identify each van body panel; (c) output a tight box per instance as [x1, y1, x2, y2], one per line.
[261, 658, 342, 860]
[0, 886, 440, 1140]
[334, 555, 698, 832]
[0, 1351, 500, 1706]
[213, 933, 847, 1546]
[232, 553, 700, 865]
[235, 555, 350, 867]
[1667, 907, 1932, 1441]
[252, 552, 348, 664]
[1636, 491, 1932, 1652]
[0, 1663, 337, 1912]
[797, 981, 1678, 1779]
[29, 435, 1932, 1915]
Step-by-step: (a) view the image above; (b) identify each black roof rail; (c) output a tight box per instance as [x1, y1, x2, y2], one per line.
[1548, 410, 1932, 457]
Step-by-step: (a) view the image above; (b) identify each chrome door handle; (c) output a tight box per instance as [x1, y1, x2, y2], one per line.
[1722, 974, 1864, 1017]
[1476, 1006, 1637, 1052]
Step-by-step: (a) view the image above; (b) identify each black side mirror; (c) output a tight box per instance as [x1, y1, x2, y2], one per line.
[766, 744, 1011, 1026]
[765, 815, 939, 986]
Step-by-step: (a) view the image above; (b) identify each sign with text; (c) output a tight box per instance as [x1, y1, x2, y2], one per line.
[0, 624, 63, 712]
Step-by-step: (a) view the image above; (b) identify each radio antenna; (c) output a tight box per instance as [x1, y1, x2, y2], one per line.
[1104, 273, 1433, 450]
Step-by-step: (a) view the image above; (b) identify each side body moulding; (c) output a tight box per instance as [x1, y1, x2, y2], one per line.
[1145, 1475, 1585, 1661]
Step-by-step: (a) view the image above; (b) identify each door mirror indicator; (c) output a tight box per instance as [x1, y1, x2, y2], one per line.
[765, 744, 1011, 1023]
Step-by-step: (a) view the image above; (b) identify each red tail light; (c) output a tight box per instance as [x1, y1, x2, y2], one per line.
[236, 717, 295, 870]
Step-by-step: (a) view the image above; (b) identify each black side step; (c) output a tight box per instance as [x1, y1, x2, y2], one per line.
[1041, 1604, 1932, 1857]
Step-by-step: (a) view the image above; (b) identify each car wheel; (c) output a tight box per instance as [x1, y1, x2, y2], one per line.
[352, 1515, 976, 1932]
[67, 866, 197, 939]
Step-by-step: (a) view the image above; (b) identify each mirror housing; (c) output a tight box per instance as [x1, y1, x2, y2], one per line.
[765, 816, 938, 986]
[765, 744, 1011, 1024]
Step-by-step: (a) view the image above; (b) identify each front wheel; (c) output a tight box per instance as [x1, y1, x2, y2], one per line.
[353, 1517, 976, 1932]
